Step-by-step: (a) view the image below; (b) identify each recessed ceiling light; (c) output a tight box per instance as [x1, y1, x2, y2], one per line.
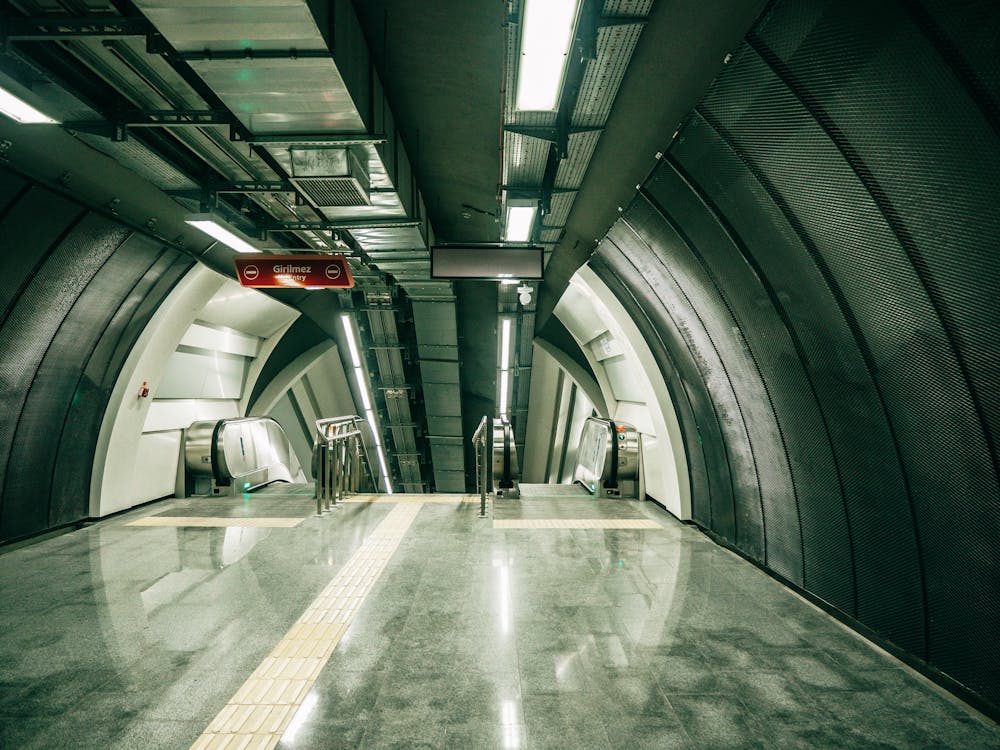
[504, 205, 536, 243]
[515, 0, 581, 111]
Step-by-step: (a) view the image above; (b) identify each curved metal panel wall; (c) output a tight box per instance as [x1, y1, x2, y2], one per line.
[592, 0, 1000, 712]
[0, 166, 192, 543]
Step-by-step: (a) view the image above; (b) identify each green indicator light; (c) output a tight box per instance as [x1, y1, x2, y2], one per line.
[243, 482, 251, 489]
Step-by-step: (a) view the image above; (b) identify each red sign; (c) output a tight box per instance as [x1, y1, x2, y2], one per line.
[233, 254, 354, 289]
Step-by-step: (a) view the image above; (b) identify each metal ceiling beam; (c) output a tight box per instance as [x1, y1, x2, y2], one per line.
[167, 180, 296, 195]
[177, 48, 332, 61]
[598, 15, 648, 28]
[0, 15, 152, 44]
[502, 124, 603, 143]
[260, 218, 422, 233]
[502, 185, 578, 197]
[62, 108, 236, 141]
[237, 132, 387, 146]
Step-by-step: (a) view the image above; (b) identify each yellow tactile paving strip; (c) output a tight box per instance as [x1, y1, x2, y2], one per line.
[493, 518, 662, 529]
[342, 494, 471, 504]
[188, 502, 422, 750]
[126, 516, 305, 528]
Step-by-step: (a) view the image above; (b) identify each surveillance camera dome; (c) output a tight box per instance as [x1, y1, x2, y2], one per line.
[519, 291, 532, 306]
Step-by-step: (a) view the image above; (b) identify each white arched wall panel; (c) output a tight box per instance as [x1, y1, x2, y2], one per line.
[93, 271, 300, 516]
[554, 265, 691, 519]
[93, 265, 228, 516]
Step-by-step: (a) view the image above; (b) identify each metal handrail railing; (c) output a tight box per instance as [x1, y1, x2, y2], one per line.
[313, 415, 378, 515]
[471, 415, 489, 518]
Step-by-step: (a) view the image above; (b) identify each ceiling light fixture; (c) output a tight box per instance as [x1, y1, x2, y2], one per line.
[499, 318, 514, 417]
[0, 84, 57, 124]
[515, 0, 582, 111]
[185, 214, 261, 254]
[504, 204, 536, 243]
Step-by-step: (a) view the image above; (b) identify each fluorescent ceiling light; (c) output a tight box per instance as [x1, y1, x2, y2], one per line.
[500, 318, 512, 371]
[515, 0, 580, 111]
[505, 205, 536, 243]
[499, 369, 510, 417]
[185, 217, 261, 254]
[0, 85, 57, 124]
[499, 317, 514, 417]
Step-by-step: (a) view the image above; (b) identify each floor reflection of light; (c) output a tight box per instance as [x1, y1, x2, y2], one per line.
[498, 565, 511, 636]
[281, 691, 318, 743]
[501, 700, 520, 748]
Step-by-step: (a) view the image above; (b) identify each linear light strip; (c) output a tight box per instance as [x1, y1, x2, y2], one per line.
[499, 318, 513, 417]
[0, 85, 57, 123]
[500, 318, 512, 371]
[186, 218, 261, 254]
[341, 315, 392, 494]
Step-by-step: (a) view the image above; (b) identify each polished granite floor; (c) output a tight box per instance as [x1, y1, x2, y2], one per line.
[1, 486, 998, 749]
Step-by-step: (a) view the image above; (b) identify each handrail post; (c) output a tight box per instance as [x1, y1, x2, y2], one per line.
[479, 438, 488, 518]
[471, 415, 489, 518]
[325, 427, 334, 511]
[331, 426, 342, 509]
[315, 439, 323, 515]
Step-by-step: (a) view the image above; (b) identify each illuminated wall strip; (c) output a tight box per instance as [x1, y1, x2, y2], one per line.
[498, 318, 513, 417]
[499, 370, 510, 418]
[500, 318, 512, 371]
[341, 315, 392, 494]
[189, 502, 422, 750]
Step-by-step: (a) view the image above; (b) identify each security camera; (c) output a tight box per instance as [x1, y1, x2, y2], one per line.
[517, 285, 532, 306]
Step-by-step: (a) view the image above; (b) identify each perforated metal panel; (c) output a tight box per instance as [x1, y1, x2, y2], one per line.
[591, 0, 1000, 715]
[0, 170, 190, 542]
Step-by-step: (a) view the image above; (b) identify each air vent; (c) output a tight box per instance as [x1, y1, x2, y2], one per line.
[289, 147, 371, 208]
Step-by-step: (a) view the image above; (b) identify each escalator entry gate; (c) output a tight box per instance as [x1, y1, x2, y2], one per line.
[573, 418, 641, 499]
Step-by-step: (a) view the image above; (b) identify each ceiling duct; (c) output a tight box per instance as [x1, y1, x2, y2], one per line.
[289, 147, 372, 209]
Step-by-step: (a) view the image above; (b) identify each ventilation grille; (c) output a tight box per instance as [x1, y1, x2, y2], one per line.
[289, 147, 371, 208]
[291, 176, 371, 207]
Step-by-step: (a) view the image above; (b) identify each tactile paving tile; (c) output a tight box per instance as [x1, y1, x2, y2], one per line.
[126, 516, 305, 528]
[188, 502, 422, 750]
[493, 518, 662, 529]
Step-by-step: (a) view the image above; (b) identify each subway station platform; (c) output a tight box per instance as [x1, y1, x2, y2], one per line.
[1, 487, 998, 750]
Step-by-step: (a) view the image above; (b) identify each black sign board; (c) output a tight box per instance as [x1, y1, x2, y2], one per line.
[430, 245, 544, 280]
